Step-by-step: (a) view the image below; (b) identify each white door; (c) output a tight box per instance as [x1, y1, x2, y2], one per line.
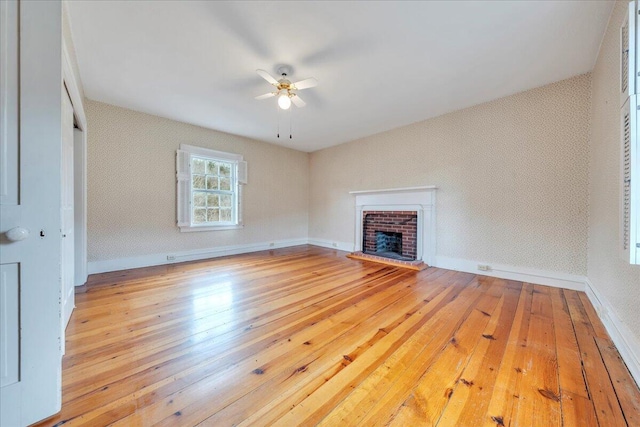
[1, 3, 22, 424]
[61, 88, 75, 349]
[1, 1, 64, 425]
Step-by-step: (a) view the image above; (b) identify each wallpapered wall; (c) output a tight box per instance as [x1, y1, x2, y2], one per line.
[85, 100, 309, 262]
[88, 75, 592, 278]
[309, 74, 591, 276]
[589, 1, 640, 348]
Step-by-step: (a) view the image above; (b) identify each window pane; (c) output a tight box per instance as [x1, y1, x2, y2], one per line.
[220, 208, 232, 222]
[206, 176, 219, 190]
[220, 194, 232, 207]
[182, 149, 240, 229]
[192, 175, 205, 189]
[193, 192, 207, 207]
[193, 208, 206, 224]
[192, 158, 206, 174]
[207, 208, 220, 222]
[206, 161, 219, 175]
[219, 163, 231, 177]
[207, 194, 219, 207]
[220, 177, 231, 191]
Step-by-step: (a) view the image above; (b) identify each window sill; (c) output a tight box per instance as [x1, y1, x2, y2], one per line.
[179, 224, 244, 233]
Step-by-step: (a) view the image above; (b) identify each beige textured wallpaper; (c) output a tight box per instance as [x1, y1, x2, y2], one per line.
[589, 1, 640, 344]
[86, 100, 309, 262]
[309, 74, 591, 275]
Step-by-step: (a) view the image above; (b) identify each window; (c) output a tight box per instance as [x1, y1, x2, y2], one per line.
[176, 144, 247, 232]
[620, 1, 640, 264]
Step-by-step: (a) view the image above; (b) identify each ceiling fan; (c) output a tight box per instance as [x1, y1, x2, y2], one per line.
[255, 66, 318, 110]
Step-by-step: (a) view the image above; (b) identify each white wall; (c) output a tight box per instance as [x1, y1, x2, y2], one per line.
[62, 1, 85, 102]
[309, 74, 591, 277]
[86, 100, 309, 271]
[588, 0, 640, 356]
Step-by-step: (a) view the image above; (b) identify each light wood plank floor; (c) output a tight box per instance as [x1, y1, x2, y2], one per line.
[35, 245, 640, 426]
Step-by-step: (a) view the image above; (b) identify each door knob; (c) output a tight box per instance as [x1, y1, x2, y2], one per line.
[5, 227, 30, 242]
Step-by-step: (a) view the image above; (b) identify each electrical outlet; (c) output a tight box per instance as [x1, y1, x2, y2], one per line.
[269, 242, 275, 247]
[477, 264, 491, 271]
[332, 242, 338, 247]
[167, 255, 176, 261]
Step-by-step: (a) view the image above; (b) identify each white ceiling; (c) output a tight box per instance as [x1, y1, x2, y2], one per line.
[67, 1, 613, 152]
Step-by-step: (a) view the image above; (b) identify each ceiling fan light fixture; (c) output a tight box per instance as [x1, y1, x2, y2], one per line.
[278, 93, 291, 110]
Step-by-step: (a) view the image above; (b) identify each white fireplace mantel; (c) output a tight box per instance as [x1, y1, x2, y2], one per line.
[350, 186, 437, 266]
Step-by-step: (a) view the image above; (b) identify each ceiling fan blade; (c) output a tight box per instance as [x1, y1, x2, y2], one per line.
[256, 69, 279, 86]
[291, 94, 306, 108]
[291, 77, 318, 90]
[255, 92, 276, 100]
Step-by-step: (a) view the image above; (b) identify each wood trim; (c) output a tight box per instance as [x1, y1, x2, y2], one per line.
[349, 185, 437, 195]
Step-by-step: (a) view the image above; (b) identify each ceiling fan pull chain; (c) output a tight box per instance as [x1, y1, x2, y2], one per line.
[289, 107, 293, 139]
[277, 103, 280, 138]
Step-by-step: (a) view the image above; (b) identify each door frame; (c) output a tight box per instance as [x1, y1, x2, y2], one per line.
[62, 31, 87, 288]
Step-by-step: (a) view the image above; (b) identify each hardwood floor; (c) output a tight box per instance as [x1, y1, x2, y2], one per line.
[34, 245, 640, 426]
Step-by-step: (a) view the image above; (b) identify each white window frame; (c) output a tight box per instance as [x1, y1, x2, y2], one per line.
[620, 0, 636, 107]
[621, 97, 640, 264]
[177, 144, 247, 232]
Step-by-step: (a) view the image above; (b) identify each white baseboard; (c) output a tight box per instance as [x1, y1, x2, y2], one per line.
[62, 285, 74, 328]
[585, 278, 640, 387]
[74, 272, 88, 287]
[61, 284, 75, 356]
[307, 238, 354, 252]
[433, 255, 586, 291]
[86, 241, 639, 387]
[88, 238, 308, 274]
[89, 240, 583, 292]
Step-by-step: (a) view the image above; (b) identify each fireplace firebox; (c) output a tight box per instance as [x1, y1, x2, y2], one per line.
[376, 231, 402, 254]
[362, 211, 417, 261]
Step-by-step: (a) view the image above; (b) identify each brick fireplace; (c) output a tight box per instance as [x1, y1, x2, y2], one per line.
[362, 211, 418, 261]
[349, 186, 437, 268]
